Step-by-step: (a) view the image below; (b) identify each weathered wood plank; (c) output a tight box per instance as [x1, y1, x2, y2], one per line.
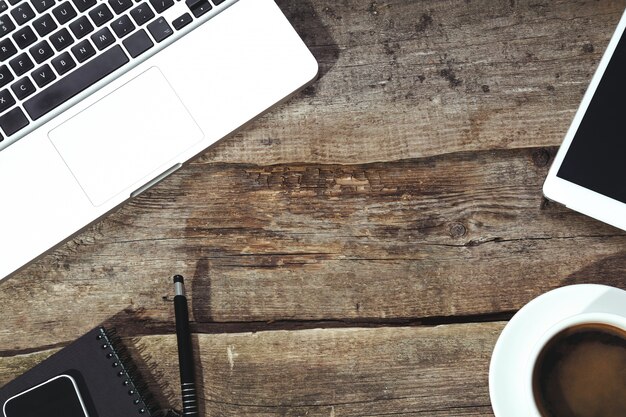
[2, 149, 624, 351]
[201, 0, 625, 164]
[0, 323, 503, 416]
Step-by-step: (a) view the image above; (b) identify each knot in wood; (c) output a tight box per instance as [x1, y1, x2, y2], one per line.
[532, 149, 550, 168]
[449, 222, 467, 238]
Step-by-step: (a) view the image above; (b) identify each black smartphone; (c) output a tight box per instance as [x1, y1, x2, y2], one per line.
[3, 374, 89, 417]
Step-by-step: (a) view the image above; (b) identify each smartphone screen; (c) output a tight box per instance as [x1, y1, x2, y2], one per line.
[3, 375, 89, 417]
[556, 27, 626, 204]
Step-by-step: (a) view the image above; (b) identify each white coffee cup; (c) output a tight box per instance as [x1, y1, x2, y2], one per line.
[523, 312, 626, 417]
[489, 285, 626, 417]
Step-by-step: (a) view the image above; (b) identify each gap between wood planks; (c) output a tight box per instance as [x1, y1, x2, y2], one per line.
[0, 311, 514, 357]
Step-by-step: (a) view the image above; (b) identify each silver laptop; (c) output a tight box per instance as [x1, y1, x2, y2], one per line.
[0, 0, 318, 281]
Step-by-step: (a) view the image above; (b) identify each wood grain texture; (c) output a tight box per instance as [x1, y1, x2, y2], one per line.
[1, 1, 626, 416]
[0, 323, 503, 417]
[202, 0, 625, 164]
[1, 148, 625, 352]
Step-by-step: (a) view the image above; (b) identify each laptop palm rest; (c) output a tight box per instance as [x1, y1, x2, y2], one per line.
[48, 66, 204, 207]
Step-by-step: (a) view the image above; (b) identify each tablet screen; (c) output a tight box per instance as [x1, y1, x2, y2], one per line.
[557, 31, 626, 204]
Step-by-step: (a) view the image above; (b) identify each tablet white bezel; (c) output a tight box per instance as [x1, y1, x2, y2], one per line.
[543, 8, 626, 232]
[2, 374, 90, 417]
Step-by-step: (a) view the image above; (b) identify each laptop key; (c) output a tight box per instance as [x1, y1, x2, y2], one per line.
[148, 0, 172, 14]
[129, 2, 154, 26]
[49, 27, 73, 51]
[122, 28, 152, 58]
[0, 65, 14, 88]
[147, 17, 174, 43]
[11, 76, 35, 99]
[0, 107, 28, 136]
[108, 0, 132, 15]
[172, 12, 191, 31]
[31, 63, 55, 87]
[24, 45, 128, 120]
[33, 13, 57, 37]
[70, 38, 94, 62]
[72, 0, 98, 13]
[0, 1, 7, 13]
[89, 3, 113, 26]
[29, 39, 54, 64]
[195, 2, 212, 17]
[90, 26, 114, 50]
[69, 15, 93, 39]
[0, 37, 17, 60]
[71, 0, 94, 13]
[12, 25, 36, 49]
[0, 88, 15, 112]
[111, 14, 134, 38]
[9, 52, 33, 76]
[50, 50, 75, 74]
[7, 0, 20, 5]
[52, 1, 77, 25]
[185, 0, 210, 18]
[147, 16, 171, 43]
[0, 14, 15, 37]
[10, 3, 35, 25]
[31, 0, 55, 14]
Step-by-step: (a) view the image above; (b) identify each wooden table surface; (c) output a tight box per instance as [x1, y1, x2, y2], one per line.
[2, 0, 626, 415]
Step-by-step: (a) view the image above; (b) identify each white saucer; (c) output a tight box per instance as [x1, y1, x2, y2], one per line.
[489, 284, 626, 417]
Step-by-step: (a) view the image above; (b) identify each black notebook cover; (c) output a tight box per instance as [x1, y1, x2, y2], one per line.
[0, 327, 158, 417]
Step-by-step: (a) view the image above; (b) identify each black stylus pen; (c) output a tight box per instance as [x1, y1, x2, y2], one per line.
[173, 275, 199, 417]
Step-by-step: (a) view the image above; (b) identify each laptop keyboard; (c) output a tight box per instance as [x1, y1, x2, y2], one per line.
[0, 0, 228, 143]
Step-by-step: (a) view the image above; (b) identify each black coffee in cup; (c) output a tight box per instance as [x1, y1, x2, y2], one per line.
[532, 323, 626, 417]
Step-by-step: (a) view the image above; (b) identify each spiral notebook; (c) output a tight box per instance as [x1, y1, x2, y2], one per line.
[0, 327, 159, 417]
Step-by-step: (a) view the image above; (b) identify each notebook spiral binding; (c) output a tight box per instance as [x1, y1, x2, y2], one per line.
[96, 326, 159, 416]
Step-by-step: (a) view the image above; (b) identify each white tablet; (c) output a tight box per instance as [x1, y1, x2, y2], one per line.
[543, 9, 626, 232]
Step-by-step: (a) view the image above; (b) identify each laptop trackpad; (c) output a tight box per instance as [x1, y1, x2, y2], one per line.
[48, 67, 204, 207]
